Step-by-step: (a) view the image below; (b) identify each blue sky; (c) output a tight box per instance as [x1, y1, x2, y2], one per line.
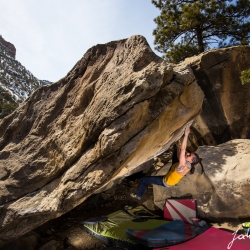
[0, 0, 161, 82]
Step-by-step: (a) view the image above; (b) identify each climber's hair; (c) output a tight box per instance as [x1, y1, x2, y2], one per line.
[190, 153, 201, 175]
[192, 153, 200, 165]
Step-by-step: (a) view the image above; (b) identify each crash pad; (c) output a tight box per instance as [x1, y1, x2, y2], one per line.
[103, 219, 168, 243]
[126, 219, 205, 248]
[154, 227, 250, 250]
[126, 205, 161, 218]
[83, 209, 168, 245]
[164, 199, 197, 224]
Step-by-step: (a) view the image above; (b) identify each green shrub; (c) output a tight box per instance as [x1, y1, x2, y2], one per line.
[1, 101, 18, 117]
[240, 69, 250, 85]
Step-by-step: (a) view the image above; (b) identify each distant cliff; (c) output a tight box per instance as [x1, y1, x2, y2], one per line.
[0, 36, 50, 118]
[0, 35, 16, 59]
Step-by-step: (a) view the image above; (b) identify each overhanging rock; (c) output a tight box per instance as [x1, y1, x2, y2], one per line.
[0, 35, 203, 243]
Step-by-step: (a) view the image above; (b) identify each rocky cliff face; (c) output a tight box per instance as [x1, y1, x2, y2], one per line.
[0, 35, 203, 243]
[0, 36, 50, 118]
[0, 35, 16, 59]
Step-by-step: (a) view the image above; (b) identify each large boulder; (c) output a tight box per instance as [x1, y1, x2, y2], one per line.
[183, 46, 250, 148]
[0, 35, 203, 243]
[153, 139, 250, 219]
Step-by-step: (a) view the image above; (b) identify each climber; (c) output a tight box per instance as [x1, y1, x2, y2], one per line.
[130, 124, 200, 200]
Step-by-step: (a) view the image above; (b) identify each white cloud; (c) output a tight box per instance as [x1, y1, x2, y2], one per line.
[0, 0, 161, 82]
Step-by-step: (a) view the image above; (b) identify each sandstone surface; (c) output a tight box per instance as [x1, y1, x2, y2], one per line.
[183, 46, 250, 148]
[0, 35, 203, 243]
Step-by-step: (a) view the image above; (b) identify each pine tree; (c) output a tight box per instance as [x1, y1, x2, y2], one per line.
[152, 0, 250, 63]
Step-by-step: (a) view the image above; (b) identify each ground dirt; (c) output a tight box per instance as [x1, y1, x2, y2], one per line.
[2, 172, 249, 250]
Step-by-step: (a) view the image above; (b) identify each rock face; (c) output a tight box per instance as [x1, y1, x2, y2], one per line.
[183, 46, 250, 149]
[153, 139, 250, 219]
[0, 35, 16, 59]
[0, 35, 203, 243]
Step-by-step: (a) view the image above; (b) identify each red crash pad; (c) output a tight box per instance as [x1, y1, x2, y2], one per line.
[164, 199, 197, 224]
[154, 227, 250, 250]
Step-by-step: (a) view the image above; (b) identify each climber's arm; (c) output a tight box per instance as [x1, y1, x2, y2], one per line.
[178, 125, 190, 166]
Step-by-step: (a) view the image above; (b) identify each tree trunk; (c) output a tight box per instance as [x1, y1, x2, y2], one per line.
[196, 25, 204, 53]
